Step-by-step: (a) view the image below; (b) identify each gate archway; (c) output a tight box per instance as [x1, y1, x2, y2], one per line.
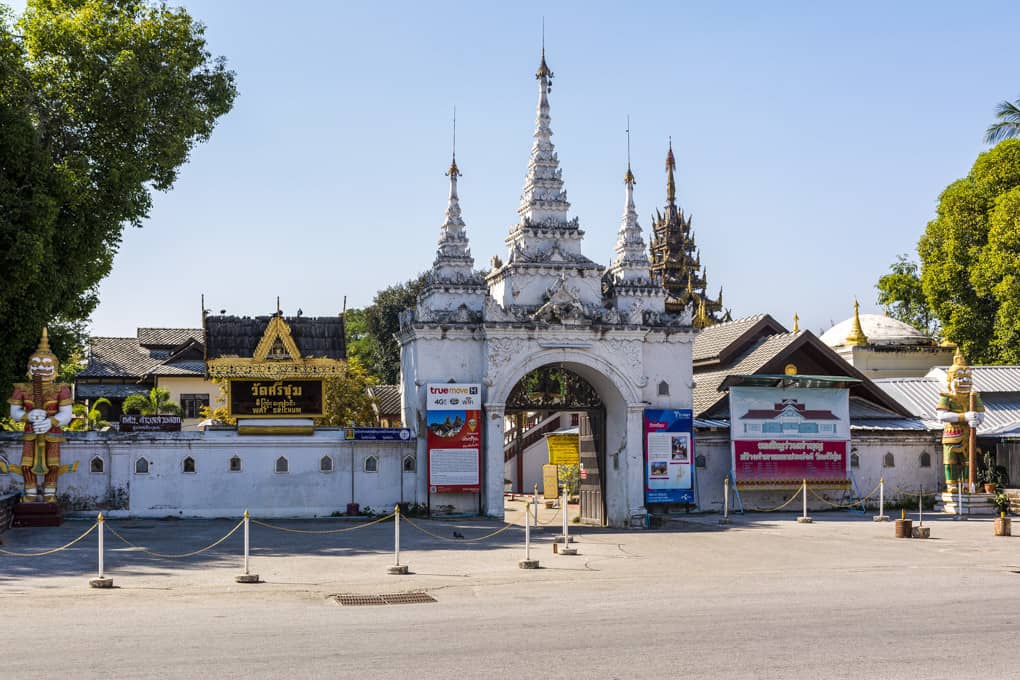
[504, 365, 607, 525]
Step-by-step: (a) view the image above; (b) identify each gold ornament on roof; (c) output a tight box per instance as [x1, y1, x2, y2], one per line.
[844, 300, 869, 347]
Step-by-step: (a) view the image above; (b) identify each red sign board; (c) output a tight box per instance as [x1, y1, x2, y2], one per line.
[733, 440, 848, 486]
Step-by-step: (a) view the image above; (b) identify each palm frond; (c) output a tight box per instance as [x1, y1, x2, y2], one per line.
[984, 97, 1020, 144]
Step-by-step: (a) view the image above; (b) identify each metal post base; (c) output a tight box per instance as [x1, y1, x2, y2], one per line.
[234, 573, 260, 583]
[873, 515, 890, 522]
[89, 577, 114, 588]
[388, 565, 409, 575]
[518, 559, 540, 569]
[796, 517, 813, 524]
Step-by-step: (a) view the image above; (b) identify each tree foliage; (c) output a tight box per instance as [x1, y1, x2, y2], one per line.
[876, 254, 938, 337]
[319, 356, 378, 427]
[0, 1, 236, 399]
[918, 139, 1020, 363]
[122, 386, 181, 415]
[356, 273, 427, 384]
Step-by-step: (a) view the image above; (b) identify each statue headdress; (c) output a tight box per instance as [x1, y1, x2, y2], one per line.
[27, 327, 59, 378]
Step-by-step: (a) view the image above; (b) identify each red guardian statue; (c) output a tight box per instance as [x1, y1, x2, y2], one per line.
[7, 329, 74, 503]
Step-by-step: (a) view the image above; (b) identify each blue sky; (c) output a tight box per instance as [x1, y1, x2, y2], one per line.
[9, 1, 1019, 336]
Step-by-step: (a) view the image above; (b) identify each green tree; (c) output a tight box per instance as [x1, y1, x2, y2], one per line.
[122, 387, 181, 415]
[985, 97, 1020, 145]
[875, 254, 938, 337]
[361, 273, 427, 384]
[918, 139, 1020, 363]
[0, 1, 236, 400]
[319, 357, 378, 427]
[67, 397, 112, 431]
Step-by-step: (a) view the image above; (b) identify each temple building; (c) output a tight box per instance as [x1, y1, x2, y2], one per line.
[648, 143, 728, 328]
[819, 301, 954, 379]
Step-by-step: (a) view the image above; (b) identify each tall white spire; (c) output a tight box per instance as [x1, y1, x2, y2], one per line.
[609, 148, 652, 284]
[517, 47, 570, 225]
[431, 111, 475, 282]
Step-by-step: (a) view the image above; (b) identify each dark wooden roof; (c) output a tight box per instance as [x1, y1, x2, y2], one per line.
[204, 314, 346, 360]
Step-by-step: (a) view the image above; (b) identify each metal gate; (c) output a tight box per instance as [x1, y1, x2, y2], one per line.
[578, 410, 606, 525]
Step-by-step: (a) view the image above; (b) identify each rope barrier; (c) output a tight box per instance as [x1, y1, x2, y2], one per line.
[807, 482, 882, 508]
[402, 515, 519, 543]
[536, 505, 562, 526]
[251, 513, 394, 534]
[745, 488, 803, 513]
[0, 522, 97, 557]
[895, 489, 940, 498]
[106, 520, 243, 559]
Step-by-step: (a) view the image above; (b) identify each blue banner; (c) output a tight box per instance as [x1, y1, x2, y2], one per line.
[343, 428, 412, 441]
[644, 409, 695, 504]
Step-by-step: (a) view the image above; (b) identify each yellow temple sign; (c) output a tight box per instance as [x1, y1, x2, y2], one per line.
[546, 433, 580, 465]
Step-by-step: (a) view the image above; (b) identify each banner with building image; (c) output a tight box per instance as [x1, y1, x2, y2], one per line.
[729, 386, 850, 486]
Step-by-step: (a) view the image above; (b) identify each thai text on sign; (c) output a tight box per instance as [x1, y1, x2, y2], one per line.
[229, 379, 324, 418]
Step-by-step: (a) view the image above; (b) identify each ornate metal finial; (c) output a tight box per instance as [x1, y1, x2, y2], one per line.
[447, 107, 460, 177]
[276, 296, 281, 316]
[536, 19, 553, 80]
[845, 299, 869, 347]
[666, 137, 676, 204]
[624, 116, 635, 184]
[793, 313, 799, 333]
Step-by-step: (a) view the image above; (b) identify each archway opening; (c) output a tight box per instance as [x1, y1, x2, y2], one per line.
[504, 365, 607, 525]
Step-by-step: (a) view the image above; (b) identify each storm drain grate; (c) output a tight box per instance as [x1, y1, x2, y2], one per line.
[334, 591, 436, 607]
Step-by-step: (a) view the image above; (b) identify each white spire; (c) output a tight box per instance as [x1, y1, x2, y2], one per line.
[431, 117, 475, 282]
[518, 48, 570, 225]
[609, 163, 651, 283]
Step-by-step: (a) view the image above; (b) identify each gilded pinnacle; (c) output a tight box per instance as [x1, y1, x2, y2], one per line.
[536, 47, 553, 79]
[447, 156, 461, 178]
[624, 164, 635, 185]
[845, 299, 869, 347]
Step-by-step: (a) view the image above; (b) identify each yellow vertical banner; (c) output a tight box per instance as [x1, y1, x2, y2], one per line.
[542, 464, 560, 499]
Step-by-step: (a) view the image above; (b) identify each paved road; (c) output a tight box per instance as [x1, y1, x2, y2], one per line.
[2, 506, 1018, 679]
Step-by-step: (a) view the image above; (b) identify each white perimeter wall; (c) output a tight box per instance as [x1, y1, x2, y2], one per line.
[0, 430, 416, 518]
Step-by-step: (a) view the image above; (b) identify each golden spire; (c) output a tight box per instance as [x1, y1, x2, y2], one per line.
[844, 299, 869, 347]
[447, 106, 460, 177]
[624, 116, 635, 184]
[793, 313, 799, 333]
[536, 22, 552, 80]
[666, 137, 676, 204]
[36, 326, 52, 355]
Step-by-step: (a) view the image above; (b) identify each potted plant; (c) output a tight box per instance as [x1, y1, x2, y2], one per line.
[979, 451, 1009, 494]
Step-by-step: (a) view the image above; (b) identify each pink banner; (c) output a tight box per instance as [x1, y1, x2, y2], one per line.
[733, 440, 848, 485]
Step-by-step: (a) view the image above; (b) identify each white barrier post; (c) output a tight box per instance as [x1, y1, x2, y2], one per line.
[720, 476, 731, 525]
[874, 477, 889, 522]
[559, 486, 577, 556]
[796, 479, 813, 524]
[519, 486, 539, 569]
[235, 510, 259, 583]
[388, 505, 409, 574]
[89, 513, 113, 588]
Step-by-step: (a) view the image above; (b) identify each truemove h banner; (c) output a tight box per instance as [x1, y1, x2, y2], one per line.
[729, 386, 850, 486]
[643, 409, 695, 504]
[426, 383, 481, 494]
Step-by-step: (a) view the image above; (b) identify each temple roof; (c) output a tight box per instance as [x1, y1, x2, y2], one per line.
[204, 315, 346, 360]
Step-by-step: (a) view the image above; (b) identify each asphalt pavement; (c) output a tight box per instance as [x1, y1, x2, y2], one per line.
[2, 501, 1018, 679]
